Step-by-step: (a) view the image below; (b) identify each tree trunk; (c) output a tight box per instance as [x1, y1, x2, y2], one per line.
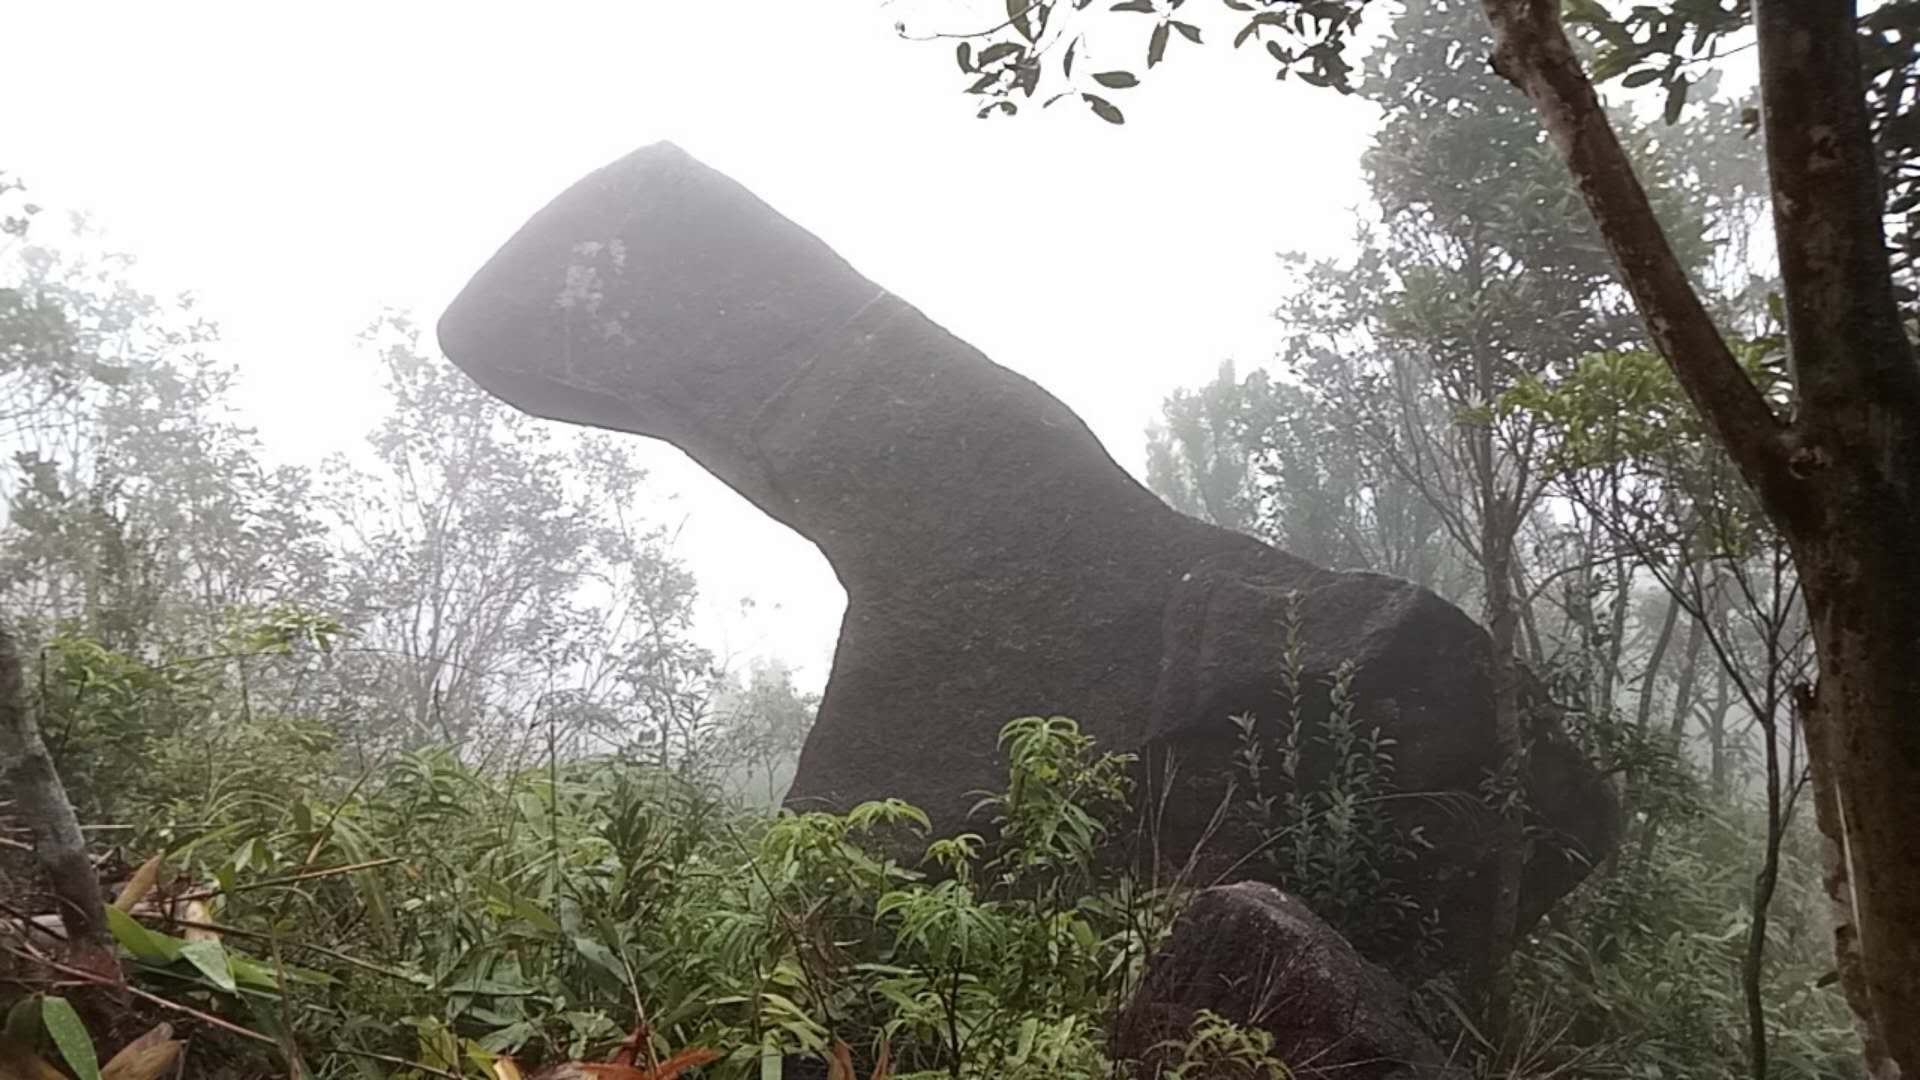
[1800, 540, 1920, 1074]
[1634, 585, 1681, 735]
[0, 618, 112, 957]
[1707, 670, 1731, 799]
[1479, 0, 1920, 1067]
[1628, 591, 1708, 887]
[1598, 553, 1631, 710]
[1755, 3, 1920, 1068]
[1511, 559, 1544, 663]
[1807, 685, 1902, 1079]
[1664, 602, 1706, 755]
[1470, 358, 1524, 1040]
[1479, 523, 1524, 1040]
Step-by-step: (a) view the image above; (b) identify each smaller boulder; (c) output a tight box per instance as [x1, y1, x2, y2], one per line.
[1114, 882, 1464, 1079]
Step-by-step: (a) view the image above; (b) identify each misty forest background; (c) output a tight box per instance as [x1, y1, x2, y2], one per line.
[0, 0, 1891, 1077]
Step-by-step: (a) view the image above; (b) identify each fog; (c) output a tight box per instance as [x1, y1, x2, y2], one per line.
[2, 1, 1375, 688]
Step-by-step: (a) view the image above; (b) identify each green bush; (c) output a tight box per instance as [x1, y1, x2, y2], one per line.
[13, 619, 1866, 1079]
[37, 699, 1168, 1078]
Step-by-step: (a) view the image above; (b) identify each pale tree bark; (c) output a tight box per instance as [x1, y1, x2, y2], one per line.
[1478, 0, 1920, 1071]
[1808, 683, 1901, 1080]
[1597, 553, 1631, 710]
[1664, 600, 1706, 757]
[1707, 669, 1732, 798]
[0, 618, 111, 957]
[1634, 591, 1681, 734]
[1467, 324, 1526, 1039]
[1478, 498, 1524, 1038]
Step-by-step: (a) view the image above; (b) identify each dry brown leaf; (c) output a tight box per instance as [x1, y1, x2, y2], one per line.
[529, 1044, 719, 1080]
[100, 1023, 183, 1080]
[641, 1050, 722, 1080]
[607, 1025, 646, 1067]
[826, 1040, 854, 1080]
[537, 1053, 648, 1068]
[824, 1038, 889, 1080]
[112, 855, 166, 913]
[178, 899, 218, 944]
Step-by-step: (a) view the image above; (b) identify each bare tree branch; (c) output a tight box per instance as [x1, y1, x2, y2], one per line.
[1479, 0, 1802, 526]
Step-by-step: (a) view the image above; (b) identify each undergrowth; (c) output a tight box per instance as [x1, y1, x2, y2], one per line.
[0, 613, 1868, 1079]
[7, 625, 1177, 1079]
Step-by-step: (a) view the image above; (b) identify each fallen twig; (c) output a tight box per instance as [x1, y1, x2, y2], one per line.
[173, 856, 402, 901]
[2, 940, 269, 1045]
[154, 915, 423, 986]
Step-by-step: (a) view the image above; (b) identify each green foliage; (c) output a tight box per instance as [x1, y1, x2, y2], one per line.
[1561, 0, 1920, 296]
[1507, 800, 1859, 1078]
[321, 314, 720, 759]
[26, 604, 344, 823]
[711, 659, 819, 806]
[973, 715, 1132, 891]
[1144, 344, 1465, 596]
[1500, 332, 1793, 573]
[1145, 360, 1266, 535]
[1153, 1010, 1293, 1080]
[0, 205, 729, 781]
[1124, 2, 1854, 1068]
[1230, 594, 1429, 959]
[8, 493, 1866, 1080]
[858, 716, 1144, 1078]
[5, 54, 1879, 1070]
[19, 694, 1160, 1078]
[40, 995, 100, 1080]
[924, 0, 1373, 122]
[1501, 335, 1789, 477]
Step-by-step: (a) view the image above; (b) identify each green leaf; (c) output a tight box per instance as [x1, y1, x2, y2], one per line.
[511, 895, 560, 934]
[1149, 22, 1170, 67]
[477, 1021, 537, 1053]
[979, 42, 1022, 66]
[956, 42, 974, 72]
[1622, 68, 1661, 87]
[1013, 1017, 1039, 1064]
[1063, 38, 1078, 77]
[4, 996, 40, 1045]
[1008, 0, 1035, 41]
[1070, 917, 1097, 953]
[440, 974, 537, 996]
[106, 906, 182, 964]
[41, 997, 99, 1080]
[180, 939, 238, 993]
[1093, 70, 1139, 88]
[1590, 46, 1638, 81]
[1110, 0, 1155, 10]
[1562, 0, 1612, 27]
[1662, 75, 1690, 124]
[1172, 20, 1202, 44]
[573, 937, 628, 987]
[228, 952, 334, 989]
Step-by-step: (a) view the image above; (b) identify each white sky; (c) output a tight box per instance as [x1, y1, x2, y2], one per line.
[2, 1, 1378, 689]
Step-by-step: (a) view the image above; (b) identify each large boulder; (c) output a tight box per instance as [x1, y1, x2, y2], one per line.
[436, 142, 1618, 984]
[1113, 882, 1465, 1079]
